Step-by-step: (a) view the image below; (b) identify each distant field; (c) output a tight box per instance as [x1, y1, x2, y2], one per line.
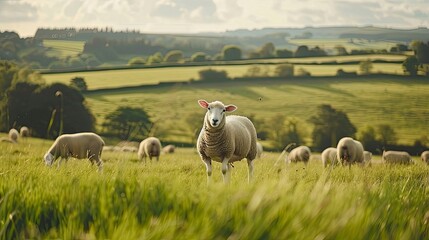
[288, 38, 400, 52]
[42, 60, 405, 90]
[84, 77, 429, 146]
[43, 40, 85, 58]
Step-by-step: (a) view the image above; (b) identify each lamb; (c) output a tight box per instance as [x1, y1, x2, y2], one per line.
[43, 132, 105, 171]
[138, 137, 162, 162]
[336, 137, 364, 166]
[8, 128, 19, 143]
[196, 99, 257, 184]
[421, 151, 429, 164]
[20, 126, 30, 137]
[162, 144, 175, 154]
[256, 142, 263, 159]
[321, 147, 338, 167]
[382, 150, 413, 164]
[286, 145, 312, 164]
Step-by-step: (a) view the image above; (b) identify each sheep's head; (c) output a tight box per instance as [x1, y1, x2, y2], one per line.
[198, 100, 237, 128]
[43, 152, 54, 166]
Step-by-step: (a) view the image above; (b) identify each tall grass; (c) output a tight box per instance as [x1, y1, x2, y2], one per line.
[1, 138, 428, 239]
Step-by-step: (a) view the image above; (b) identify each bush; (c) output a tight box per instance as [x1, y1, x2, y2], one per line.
[198, 69, 228, 81]
[274, 64, 294, 77]
[128, 57, 146, 66]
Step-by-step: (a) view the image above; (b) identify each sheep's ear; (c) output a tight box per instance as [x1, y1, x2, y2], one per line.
[198, 100, 209, 109]
[225, 104, 237, 112]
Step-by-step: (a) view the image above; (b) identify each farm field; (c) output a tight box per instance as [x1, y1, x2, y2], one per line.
[42, 61, 405, 90]
[0, 137, 428, 239]
[43, 40, 85, 58]
[84, 77, 429, 146]
[287, 38, 400, 52]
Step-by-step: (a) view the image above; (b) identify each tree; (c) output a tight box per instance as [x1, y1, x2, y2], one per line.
[359, 60, 373, 74]
[358, 126, 379, 153]
[274, 64, 294, 77]
[103, 106, 153, 140]
[128, 57, 146, 66]
[191, 52, 207, 62]
[164, 50, 184, 63]
[377, 124, 397, 147]
[70, 77, 88, 92]
[275, 49, 293, 58]
[198, 69, 228, 81]
[308, 104, 356, 151]
[264, 114, 306, 150]
[146, 52, 163, 65]
[259, 42, 275, 58]
[334, 45, 348, 55]
[402, 56, 419, 76]
[295, 45, 310, 57]
[222, 45, 242, 60]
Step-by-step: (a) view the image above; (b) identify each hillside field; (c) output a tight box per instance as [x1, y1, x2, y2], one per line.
[0, 136, 428, 239]
[43, 40, 85, 58]
[84, 77, 429, 147]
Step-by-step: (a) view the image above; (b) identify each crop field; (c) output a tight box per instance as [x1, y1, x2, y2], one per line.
[43, 40, 85, 58]
[1, 136, 428, 239]
[42, 61, 405, 90]
[287, 38, 400, 52]
[84, 77, 429, 146]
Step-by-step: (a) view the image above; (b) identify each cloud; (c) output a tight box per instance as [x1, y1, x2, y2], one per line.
[151, 0, 219, 22]
[0, 0, 38, 22]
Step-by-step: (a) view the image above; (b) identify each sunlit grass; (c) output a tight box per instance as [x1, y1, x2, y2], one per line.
[43, 40, 85, 59]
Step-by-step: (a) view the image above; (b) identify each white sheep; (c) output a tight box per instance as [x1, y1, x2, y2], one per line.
[197, 100, 257, 184]
[286, 145, 312, 164]
[256, 142, 263, 159]
[43, 132, 105, 171]
[421, 151, 429, 164]
[382, 150, 413, 164]
[336, 137, 364, 166]
[162, 144, 175, 154]
[321, 147, 338, 168]
[138, 137, 162, 162]
[8, 128, 19, 143]
[363, 151, 372, 165]
[20, 126, 30, 137]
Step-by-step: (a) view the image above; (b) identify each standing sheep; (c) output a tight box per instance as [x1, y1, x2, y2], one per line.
[382, 150, 413, 164]
[43, 132, 105, 171]
[336, 137, 364, 166]
[321, 147, 338, 168]
[197, 100, 257, 184]
[162, 144, 176, 154]
[20, 126, 30, 137]
[138, 137, 162, 162]
[421, 151, 429, 164]
[286, 145, 312, 164]
[8, 128, 19, 143]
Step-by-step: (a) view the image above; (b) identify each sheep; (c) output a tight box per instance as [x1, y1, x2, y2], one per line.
[121, 146, 138, 152]
[286, 145, 312, 164]
[197, 99, 257, 184]
[20, 126, 30, 137]
[256, 142, 263, 159]
[8, 128, 19, 143]
[421, 151, 429, 164]
[43, 132, 105, 171]
[321, 147, 338, 168]
[162, 144, 175, 154]
[364, 151, 372, 165]
[382, 150, 413, 164]
[336, 137, 364, 166]
[138, 137, 162, 162]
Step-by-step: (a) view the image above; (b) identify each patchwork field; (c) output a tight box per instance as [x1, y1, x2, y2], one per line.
[0, 136, 428, 239]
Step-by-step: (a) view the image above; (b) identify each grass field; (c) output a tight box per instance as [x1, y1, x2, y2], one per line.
[287, 38, 400, 52]
[84, 77, 429, 146]
[1, 136, 428, 239]
[43, 40, 85, 58]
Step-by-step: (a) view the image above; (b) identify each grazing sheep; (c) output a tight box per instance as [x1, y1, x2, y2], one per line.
[138, 137, 162, 162]
[286, 145, 312, 164]
[197, 100, 257, 184]
[0, 137, 16, 144]
[162, 144, 175, 154]
[382, 150, 413, 164]
[336, 137, 364, 166]
[321, 147, 338, 168]
[421, 151, 429, 164]
[20, 126, 30, 137]
[120, 146, 138, 152]
[8, 128, 19, 143]
[116, 141, 140, 149]
[364, 151, 372, 164]
[256, 142, 263, 159]
[43, 132, 105, 171]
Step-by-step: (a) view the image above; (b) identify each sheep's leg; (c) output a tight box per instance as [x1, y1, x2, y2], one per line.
[247, 159, 254, 183]
[221, 158, 230, 184]
[95, 159, 103, 172]
[57, 157, 64, 168]
[202, 158, 212, 185]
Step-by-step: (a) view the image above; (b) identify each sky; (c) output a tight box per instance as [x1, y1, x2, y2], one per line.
[1, 0, 428, 37]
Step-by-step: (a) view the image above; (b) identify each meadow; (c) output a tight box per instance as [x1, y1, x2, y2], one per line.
[1, 136, 428, 239]
[84, 77, 429, 146]
[43, 40, 86, 59]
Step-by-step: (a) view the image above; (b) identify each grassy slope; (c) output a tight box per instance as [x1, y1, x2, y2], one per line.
[43, 40, 85, 59]
[84, 77, 429, 146]
[0, 137, 428, 239]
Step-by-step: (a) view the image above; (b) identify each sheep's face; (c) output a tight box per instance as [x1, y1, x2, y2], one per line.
[198, 100, 237, 128]
[44, 153, 54, 166]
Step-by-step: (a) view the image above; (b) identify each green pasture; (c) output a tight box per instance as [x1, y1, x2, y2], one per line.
[1, 136, 428, 239]
[288, 38, 400, 52]
[84, 77, 429, 146]
[42, 61, 405, 90]
[43, 40, 85, 58]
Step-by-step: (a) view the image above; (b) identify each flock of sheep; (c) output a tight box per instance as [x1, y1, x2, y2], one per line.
[2, 99, 428, 183]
